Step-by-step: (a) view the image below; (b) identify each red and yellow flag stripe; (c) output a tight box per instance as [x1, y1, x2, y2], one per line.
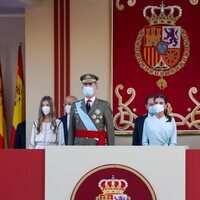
[10, 45, 25, 148]
[0, 62, 7, 148]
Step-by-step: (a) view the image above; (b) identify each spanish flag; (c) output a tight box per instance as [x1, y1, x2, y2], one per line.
[0, 62, 7, 148]
[10, 45, 25, 148]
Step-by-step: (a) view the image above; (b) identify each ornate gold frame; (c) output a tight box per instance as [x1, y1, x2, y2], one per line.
[71, 164, 157, 200]
[115, 0, 199, 11]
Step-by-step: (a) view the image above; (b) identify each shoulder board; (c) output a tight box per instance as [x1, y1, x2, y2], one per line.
[97, 99, 109, 103]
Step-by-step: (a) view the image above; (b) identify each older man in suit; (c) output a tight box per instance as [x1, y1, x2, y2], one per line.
[60, 95, 77, 145]
[132, 96, 155, 145]
[68, 73, 115, 145]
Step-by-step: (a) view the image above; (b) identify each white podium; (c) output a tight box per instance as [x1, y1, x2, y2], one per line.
[45, 146, 186, 200]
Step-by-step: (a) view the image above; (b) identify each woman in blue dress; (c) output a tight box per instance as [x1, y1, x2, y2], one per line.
[142, 94, 177, 146]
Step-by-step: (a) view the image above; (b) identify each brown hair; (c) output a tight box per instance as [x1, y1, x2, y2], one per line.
[154, 94, 172, 122]
[37, 96, 57, 134]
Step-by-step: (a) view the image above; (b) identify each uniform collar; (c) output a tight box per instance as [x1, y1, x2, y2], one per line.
[85, 96, 96, 103]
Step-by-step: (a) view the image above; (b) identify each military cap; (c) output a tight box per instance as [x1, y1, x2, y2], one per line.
[80, 73, 99, 83]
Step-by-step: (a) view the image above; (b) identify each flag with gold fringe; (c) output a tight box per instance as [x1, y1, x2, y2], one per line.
[10, 44, 25, 148]
[0, 62, 7, 148]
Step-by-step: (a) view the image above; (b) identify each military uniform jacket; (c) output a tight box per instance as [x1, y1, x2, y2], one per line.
[68, 98, 115, 145]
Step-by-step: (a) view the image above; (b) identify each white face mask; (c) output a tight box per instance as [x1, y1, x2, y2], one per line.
[154, 104, 165, 113]
[42, 106, 50, 115]
[83, 86, 95, 97]
[64, 105, 71, 114]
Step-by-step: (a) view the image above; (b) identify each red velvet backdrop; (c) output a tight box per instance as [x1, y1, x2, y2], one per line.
[112, 0, 200, 133]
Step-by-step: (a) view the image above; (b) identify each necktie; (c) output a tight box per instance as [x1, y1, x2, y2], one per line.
[86, 99, 92, 113]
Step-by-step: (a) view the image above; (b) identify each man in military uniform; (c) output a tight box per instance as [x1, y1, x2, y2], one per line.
[68, 73, 115, 145]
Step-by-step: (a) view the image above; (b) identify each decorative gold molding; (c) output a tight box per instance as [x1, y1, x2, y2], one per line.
[113, 85, 200, 135]
[189, 0, 199, 5]
[171, 87, 200, 129]
[113, 84, 137, 130]
[114, 130, 200, 136]
[115, 0, 136, 11]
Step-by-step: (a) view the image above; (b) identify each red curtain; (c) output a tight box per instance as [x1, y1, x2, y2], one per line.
[112, 0, 200, 133]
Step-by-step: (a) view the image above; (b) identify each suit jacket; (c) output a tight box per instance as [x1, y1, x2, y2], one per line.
[68, 98, 115, 145]
[132, 114, 148, 145]
[59, 114, 68, 145]
[14, 121, 26, 149]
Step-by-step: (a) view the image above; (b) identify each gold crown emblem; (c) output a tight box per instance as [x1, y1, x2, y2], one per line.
[143, 1, 182, 26]
[98, 175, 128, 195]
[85, 74, 91, 79]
